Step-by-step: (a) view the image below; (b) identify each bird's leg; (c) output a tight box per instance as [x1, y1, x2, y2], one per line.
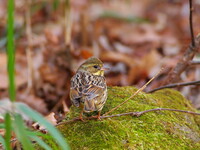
[79, 109, 85, 122]
[97, 111, 101, 120]
[91, 111, 101, 120]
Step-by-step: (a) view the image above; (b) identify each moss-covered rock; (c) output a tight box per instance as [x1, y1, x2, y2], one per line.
[41, 87, 200, 149]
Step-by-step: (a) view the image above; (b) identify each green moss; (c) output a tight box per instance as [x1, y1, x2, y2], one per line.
[37, 86, 200, 149]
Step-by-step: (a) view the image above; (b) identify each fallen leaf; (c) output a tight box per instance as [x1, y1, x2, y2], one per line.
[80, 49, 93, 59]
[32, 112, 57, 132]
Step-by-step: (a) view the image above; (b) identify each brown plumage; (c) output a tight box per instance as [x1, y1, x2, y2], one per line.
[70, 57, 108, 120]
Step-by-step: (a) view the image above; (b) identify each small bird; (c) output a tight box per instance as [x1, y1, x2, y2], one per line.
[70, 57, 108, 121]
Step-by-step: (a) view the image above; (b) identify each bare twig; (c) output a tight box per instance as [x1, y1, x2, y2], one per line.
[189, 0, 195, 46]
[102, 108, 200, 118]
[57, 108, 200, 126]
[64, 0, 73, 72]
[80, 6, 89, 47]
[163, 35, 200, 85]
[65, 0, 71, 47]
[25, 0, 35, 94]
[163, 0, 200, 85]
[103, 68, 164, 116]
[148, 80, 200, 93]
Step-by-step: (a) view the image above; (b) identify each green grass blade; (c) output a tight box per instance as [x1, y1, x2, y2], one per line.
[0, 135, 6, 149]
[26, 131, 52, 150]
[17, 103, 70, 150]
[7, 0, 16, 101]
[4, 113, 12, 150]
[29, 134, 52, 150]
[13, 114, 34, 150]
[26, 130, 51, 138]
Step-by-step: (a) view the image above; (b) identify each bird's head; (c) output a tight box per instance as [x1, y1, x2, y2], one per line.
[78, 57, 108, 76]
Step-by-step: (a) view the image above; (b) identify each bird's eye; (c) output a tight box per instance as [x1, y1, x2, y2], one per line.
[93, 65, 99, 69]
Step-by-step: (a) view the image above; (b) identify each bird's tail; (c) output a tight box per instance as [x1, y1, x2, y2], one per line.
[84, 100, 96, 112]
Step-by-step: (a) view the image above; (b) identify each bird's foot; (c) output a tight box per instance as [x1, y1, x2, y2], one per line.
[91, 115, 101, 120]
[79, 116, 85, 122]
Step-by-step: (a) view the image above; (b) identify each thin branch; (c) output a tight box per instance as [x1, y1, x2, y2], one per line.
[80, 10, 89, 47]
[25, 0, 35, 94]
[57, 108, 200, 126]
[102, 108, 200, 118]
[163, 0, 199, 85]
[65, 0, 71, 47]
[103, 68, 164, 116]
[148, 80, 200, 93]
[64, 0, 73, 72]
[189, 0, 195, 47]
[162, 35, 200, 85]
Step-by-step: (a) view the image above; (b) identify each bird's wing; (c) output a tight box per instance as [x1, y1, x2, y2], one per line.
[70, 74, 82, 107]
[82, 84, 105, 100]
[70, 88, 81, 107]
[82, 84, 105, 111]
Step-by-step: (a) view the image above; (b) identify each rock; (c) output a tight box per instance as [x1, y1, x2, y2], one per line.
[38, 86, 200, 149]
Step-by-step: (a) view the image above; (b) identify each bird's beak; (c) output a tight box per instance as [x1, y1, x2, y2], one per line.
[101, 66, 110, 71]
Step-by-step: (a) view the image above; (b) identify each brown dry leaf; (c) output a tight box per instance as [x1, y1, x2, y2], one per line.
[140, 50, 161, 73]
[113, 42, 133, 54]
[32, 112, 57, 132]
[15, 70, 27, 88]
[44, 112, 57, 125]
[101, 51, 137, 67]
[0, 1, 6, 19]
[0, 53, 6, 66]
[45, 29, 59, 44]
[102, 50, 161, 85]
[0, 128, 17, 149]
[101, 51, 142, 85]
[39, 64, 60, 84]
[0, 53, 27, 89]
[0, 53, 8, 89]
[98, 35, 114, 51]
[118, 24, 161, 45]
[131, 50, 162, 84]
[0, 73, 7, 89]
[0, 129, 5, 136]
[80, 49, 93, 59]
[127, 65, 143, 85]
[95, 20, 161, 47]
